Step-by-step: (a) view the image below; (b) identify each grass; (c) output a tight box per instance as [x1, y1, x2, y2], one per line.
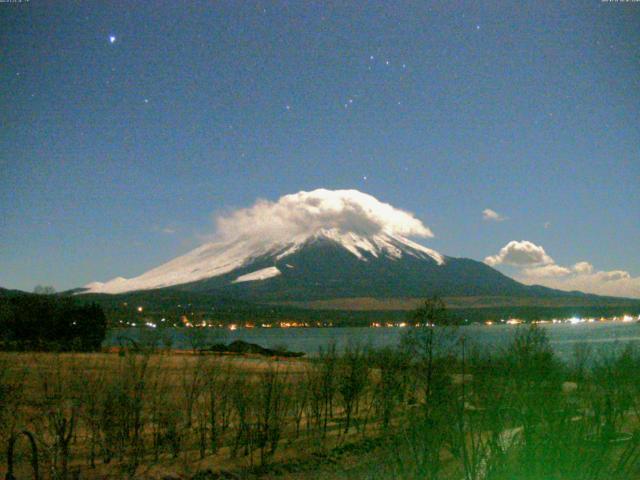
[1, 325, 640, 479]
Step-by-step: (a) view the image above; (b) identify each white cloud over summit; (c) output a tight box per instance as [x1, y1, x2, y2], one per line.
[213, 188, 434, 243]
[485, 240, 640, 298]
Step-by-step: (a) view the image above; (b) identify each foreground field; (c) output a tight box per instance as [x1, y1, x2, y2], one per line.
[1, 325, 640, 479]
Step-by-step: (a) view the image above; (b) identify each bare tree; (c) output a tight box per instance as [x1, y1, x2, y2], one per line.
[337, 343, 368, 434]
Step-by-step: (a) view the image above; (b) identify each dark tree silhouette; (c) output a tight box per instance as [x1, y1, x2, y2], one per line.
[0, 292, 107, 351]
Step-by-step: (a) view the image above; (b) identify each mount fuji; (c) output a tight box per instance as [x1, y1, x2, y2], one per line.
[80, 189, 603, 304]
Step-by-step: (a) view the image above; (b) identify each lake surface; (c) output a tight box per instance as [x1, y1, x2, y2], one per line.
[106, 321, 640, 362]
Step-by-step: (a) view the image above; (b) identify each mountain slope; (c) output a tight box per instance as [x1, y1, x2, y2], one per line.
[176, 236, 500, 299]
[83, 229, 444, 295]
[79, 188, 631, 305]
[81, 231, 592, 303]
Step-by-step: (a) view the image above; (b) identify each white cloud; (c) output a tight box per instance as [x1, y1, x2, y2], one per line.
[151, 225, 177, 235]
[486, 241, 639, 298]
[596, 270, 631, 282]
[572, 261, 593, 275]
[518, 270, 639, 298]
[482, 208, 506, 222]
[484, 240, 554, 267]
[522, 264, 572, 278]
[213, 188, 434, 243]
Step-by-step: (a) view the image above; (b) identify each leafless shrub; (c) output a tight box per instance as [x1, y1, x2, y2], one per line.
[98, 352, 149, 472]
[76, 356, 108, 469]
[35, 355, 79, 480]
[288, 371, 308, 440]
[230, 370, 253, 458]
[337, 343, 369, 434]
[254, 366, 289, 466]
[0, 355, 26, 467]
[369, 347, 409, 431]
[5, 430, 40, 480]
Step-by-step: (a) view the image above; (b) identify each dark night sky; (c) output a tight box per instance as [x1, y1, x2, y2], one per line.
[1, 1, 639, 295]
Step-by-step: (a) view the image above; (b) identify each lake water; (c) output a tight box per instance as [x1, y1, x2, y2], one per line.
[106, 321, 640, 362]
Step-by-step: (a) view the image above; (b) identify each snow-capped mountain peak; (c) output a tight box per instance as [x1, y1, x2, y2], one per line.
[84, 229, 443, 294]
[306, 228, 443, 263]
[83, 189, 443, 294]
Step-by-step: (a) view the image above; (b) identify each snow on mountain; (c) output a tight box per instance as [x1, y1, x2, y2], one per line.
[233, 266, 282, 283]
[310, 229, 443, 263]
[83, 189, 444, 294]
[84, 238, 290, 293]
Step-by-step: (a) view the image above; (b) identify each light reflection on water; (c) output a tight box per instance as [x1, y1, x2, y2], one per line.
[106, 322, 640, 361]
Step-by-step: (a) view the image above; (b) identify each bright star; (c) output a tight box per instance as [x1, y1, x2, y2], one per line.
[109, 35, 116, 44]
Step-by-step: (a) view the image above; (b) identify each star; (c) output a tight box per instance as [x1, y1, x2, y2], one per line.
[362, 175, 368, 181]
[476, 25, 480, 30]
[109, 35, 117, 44]
[144, 98, 149, 104]
[285, 104, 291, 110]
